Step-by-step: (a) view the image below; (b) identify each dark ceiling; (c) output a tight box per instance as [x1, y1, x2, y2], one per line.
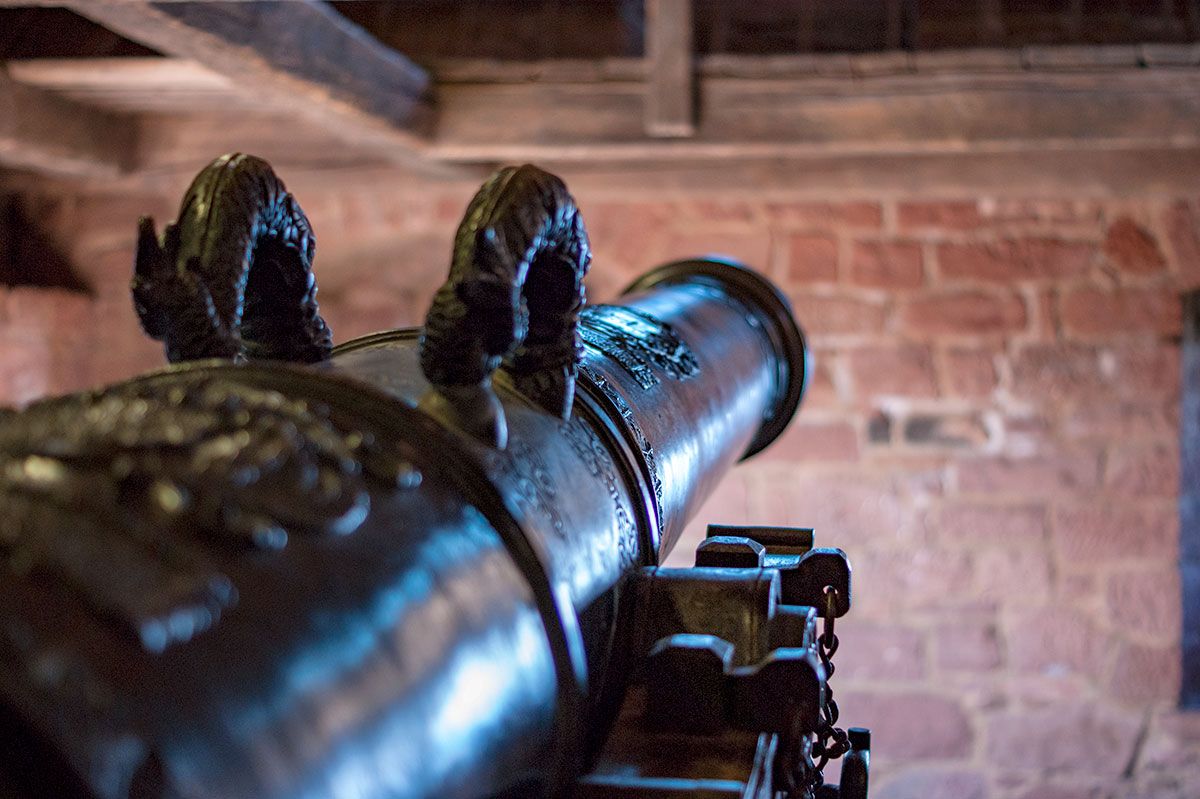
[2, 1, 1196, 63]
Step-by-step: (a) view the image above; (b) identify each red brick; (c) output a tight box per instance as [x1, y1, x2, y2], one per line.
[1107, 567, 1182, 640]
[1009, 606, 1110, 679]
[1108, 342, 1180, 397]
[4, 287, 94, 333]
[939, 239, 1094, 282]
[1110, 642, 1181, 704]
[1060, 286, 1181, 339]
[835, 620, 926, 681]
[898, 200, 982, 231]
[941, 348, 999, 397]
[957, 452, 1102, 497]
[938, 502, 1046, 545]
[786, 234, 838, 284]
[677, 199, 761, 224]
[1012, 787, 1097, 799]
[976, 546, 1054, 605]
[765, 474, 910, 550]
[70, 245, 136, 286]
[900, 289, 1027, 337]
[1003, 415, 1057, 454]
[88, 311, 162, 387]
[854, 548, 976, 613]
[71, 193, 169, 247]
[847, 345, 938, 398]
[328, 190, 390, 243]
[1053, 503, 1178, 564]
[936, 617, 1003, 672]
[835, 691, 973, 762]
[788, 292, 888, 338]
[986, 199, 1102, 226]
[986, 705, 1141, 778]
[765, 200, 882, 229]
[1103, 216, 1167, 274]
[1032, 287, 1060, 340]
[1164, 201, 1200, 286]
[580, 201, 675, 269]
[875, 769, 988, 799]
[1065, 397, 1178, 439]
[0, 333, 53, 405]
[668, 472, 751, 566]
[760, 420, 860, 462]
[435, 194, 472, 225]
[371, 187, 464, 234]
[1138, 709, 1200, 775]
[321, 285, 410, 341]
[662, 229, 771, 271]
[1011, 343, 1105, 401]
[1107, 443, 1180, 498]
[1059, 572, 1100, 601]
[849, 240, 923, 288]
[798, 355, 840, 409]
[583, 266, 634, 304]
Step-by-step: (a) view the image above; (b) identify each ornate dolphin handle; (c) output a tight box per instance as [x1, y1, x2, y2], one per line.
[132, 153, 332, 364]
[419, 164, 591, 448]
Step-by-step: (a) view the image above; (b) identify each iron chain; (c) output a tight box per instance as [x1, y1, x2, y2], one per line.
[794, 585, 851, 798]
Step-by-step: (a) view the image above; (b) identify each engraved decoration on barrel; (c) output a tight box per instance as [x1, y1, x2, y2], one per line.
[0, 154, 867, 799]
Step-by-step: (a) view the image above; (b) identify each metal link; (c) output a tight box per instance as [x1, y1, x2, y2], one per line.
[795, 585, 850, 798]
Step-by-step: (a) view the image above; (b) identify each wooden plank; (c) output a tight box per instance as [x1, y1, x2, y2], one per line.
[644, 0, 694, 137]
[1022, 44, 1141, 70]
[61, 0, 440, 171]
[5, 142, 1199, 201]
[6, 57, 249, 112]
[132, 111, 386, 177]
[428, 68, 1200, 163]
[885, 0, 905, 50]
[0, 70, 132, 179]
[979, 0, 1005, 44]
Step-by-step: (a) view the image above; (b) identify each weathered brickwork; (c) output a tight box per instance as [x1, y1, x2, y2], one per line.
[1, 182, 1197, 798]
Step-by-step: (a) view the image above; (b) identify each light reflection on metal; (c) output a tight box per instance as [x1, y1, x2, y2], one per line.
[0, 159, 869, 799]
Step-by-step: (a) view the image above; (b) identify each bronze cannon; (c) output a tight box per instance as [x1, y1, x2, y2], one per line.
[0, 156, 867, 799]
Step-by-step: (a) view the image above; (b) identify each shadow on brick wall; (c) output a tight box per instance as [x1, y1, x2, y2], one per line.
[0, 195, 90, 294]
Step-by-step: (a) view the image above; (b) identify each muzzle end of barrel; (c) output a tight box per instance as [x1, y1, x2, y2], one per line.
[621, 257, 809, 461]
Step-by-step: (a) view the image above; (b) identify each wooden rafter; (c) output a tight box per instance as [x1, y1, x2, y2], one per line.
[57, 0, 440, 172]
[7, 58, 244, 112]
[0, 69, 133, 178]
[430, 62, 1200, 163]
[644, 0, 695, 138]
[7, 53, 1200, 170]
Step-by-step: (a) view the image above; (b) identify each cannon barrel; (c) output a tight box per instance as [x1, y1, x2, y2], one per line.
[0, 158, 828, 799]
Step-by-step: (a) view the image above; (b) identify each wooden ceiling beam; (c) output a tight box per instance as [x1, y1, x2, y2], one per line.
[58, 0, 444, 172]
[429, 66, 1200, 163]
[6, 50, 1200, 181]
[0, 70, 133, 179]
[644, 0, 695, 137]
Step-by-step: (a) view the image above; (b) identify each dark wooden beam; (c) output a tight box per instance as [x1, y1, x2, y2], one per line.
[430, 65, 1200, 163]
[886, 0, 905, 50]
[7, 58, 245, 112]
[60, 0, 439, 171]
[979, 0, 1005, 44]
[7, 48, 1200, 193]
[644, 0, 694, 137]
[0, 70, 133, 178]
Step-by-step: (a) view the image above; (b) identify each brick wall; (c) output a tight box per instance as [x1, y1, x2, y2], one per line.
[3, 178, 1199, 798]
